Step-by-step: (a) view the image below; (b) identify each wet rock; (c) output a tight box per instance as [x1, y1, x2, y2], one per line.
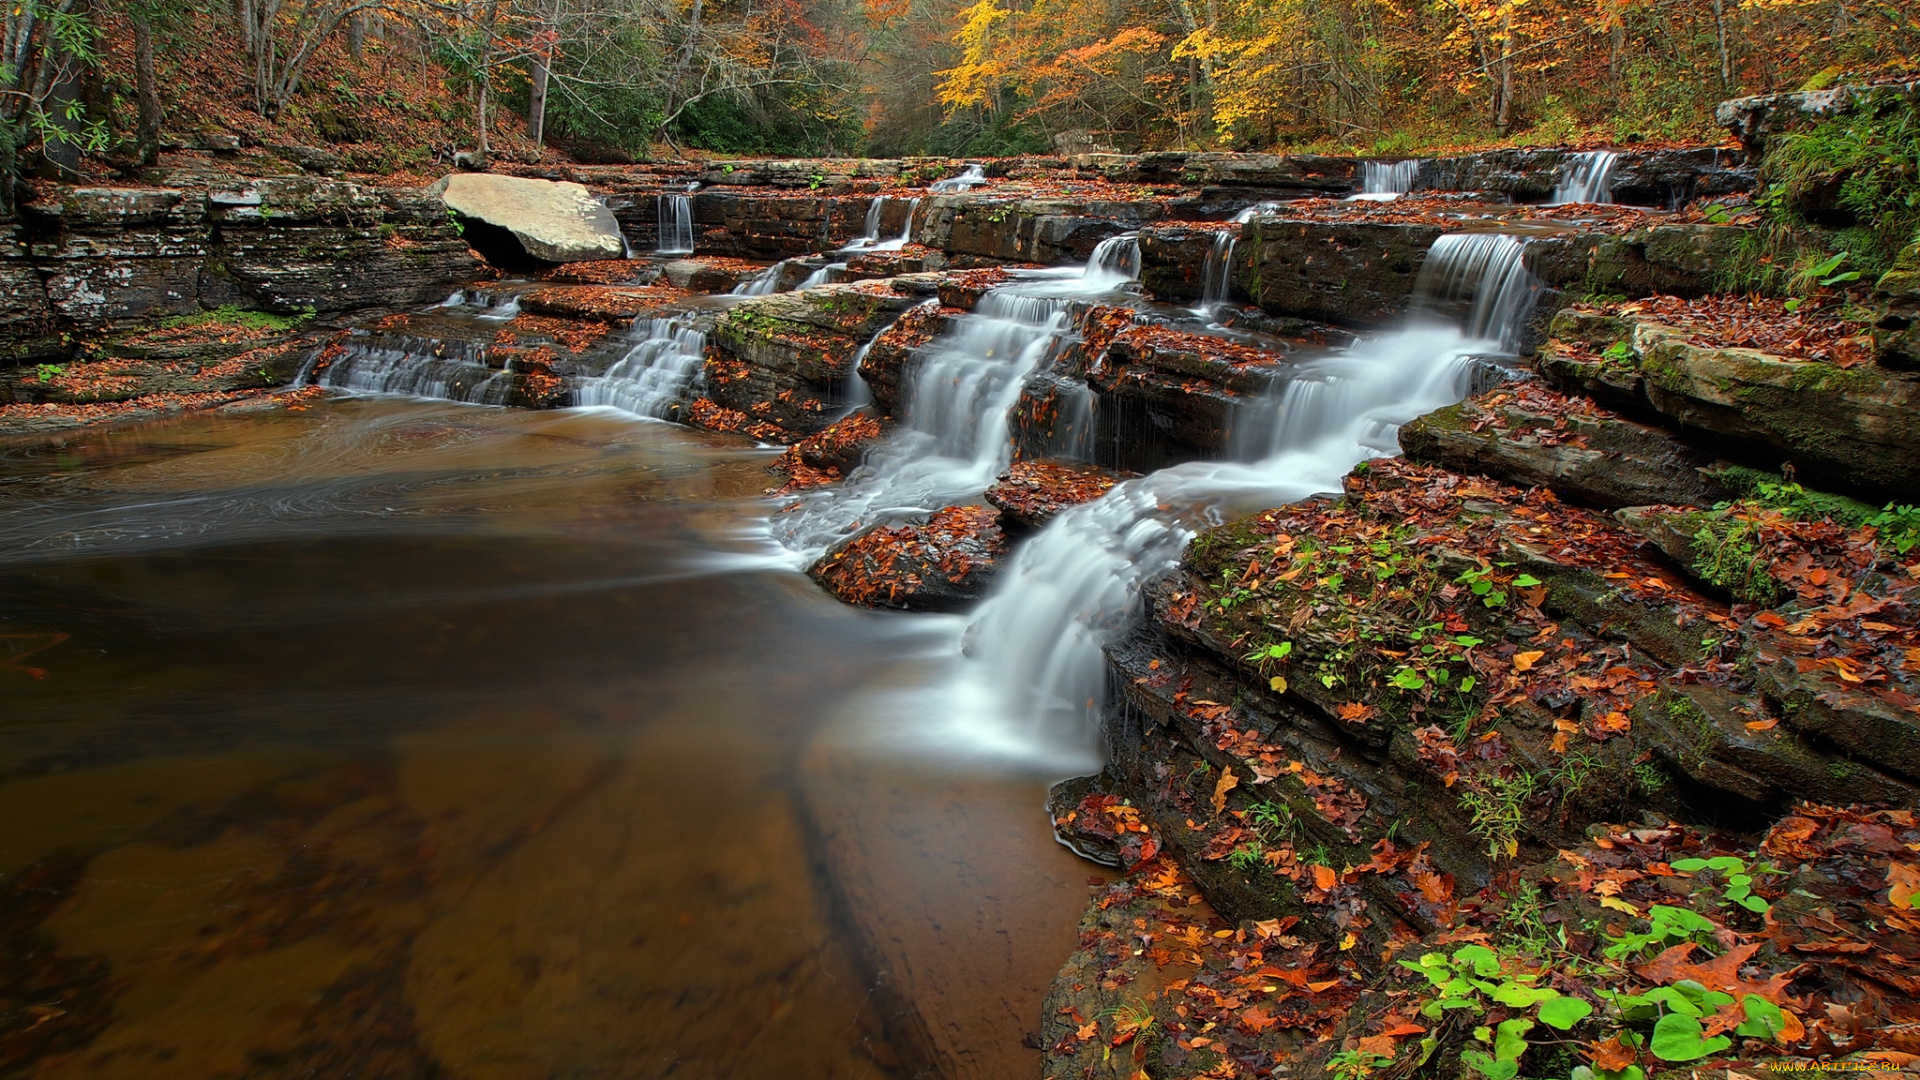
[986, 459, 1125, 529]
[1716, 80, 1920, 153]
[707, 283, 924, 439]
[856, 298, 949, 418]
[659, 258, 756, 293]
[517, 284, 689, 323]
[1238, 219, 1444, 328]
[1069, 151, 1356, 192]
[1539, 312, 1920, 498]
[1399, 382, 1736, 509]
[918, 193, 1167, 264]
[428, 173, 625, 263]
[1419, 147, 1753, 204]
[1137, 222, 1232, 304]
[678, 191, 883, 257]
[807, 504, 1007, 613]
[773, 408, 887, 489]
[843, 247, 935, 280]
[1079, 315, 1290, 470]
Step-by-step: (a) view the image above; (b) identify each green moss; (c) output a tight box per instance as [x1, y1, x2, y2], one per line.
[156, 305, 312, 333]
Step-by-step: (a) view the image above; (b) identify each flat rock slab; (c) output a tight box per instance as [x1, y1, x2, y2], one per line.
[808, 504, 1007, 613]
[987, 459, 1125, 529]
[429, 174, 625, 263]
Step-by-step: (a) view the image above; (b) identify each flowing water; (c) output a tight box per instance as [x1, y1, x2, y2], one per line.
[1351, 159, 1422, 201]
[3, 205, 1539, 1078]
[929, 165, 987, 194]
[0, 401, 1092, 1079]
[1550, 150, 1619, 205]
[656, 193, 696, 254]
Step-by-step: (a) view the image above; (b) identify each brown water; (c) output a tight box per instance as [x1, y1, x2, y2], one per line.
[0, 399, 1093, 1079]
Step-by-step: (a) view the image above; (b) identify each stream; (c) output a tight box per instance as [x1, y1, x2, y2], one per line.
[0, 218, 1533, 1077]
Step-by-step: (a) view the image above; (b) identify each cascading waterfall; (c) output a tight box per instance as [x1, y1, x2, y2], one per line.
[1550, 150, 1618, 205]
[1195, 203, 1281, 316]
[1410, 232, 1540, 353]
[945, 231, 1539, 763]
[929, 164, 987, 193]
[1352, 160, 1422, 200]
[570, 318, 708, 419]
[732, 262, 788, 297]
[300, 335, 515, 404]
[771, 243, 1144, 559]
[655, 193, 695, 254]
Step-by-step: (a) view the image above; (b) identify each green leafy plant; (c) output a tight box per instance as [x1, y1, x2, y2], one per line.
[1458, 772, 1536, 858]
[1603, 904, 1719, 960]
[1669, 854, 1776, 914]
[1869, 503, 1920, 555]
[1328, 1046, 1395, 1080]
[34, 363, 65, 383]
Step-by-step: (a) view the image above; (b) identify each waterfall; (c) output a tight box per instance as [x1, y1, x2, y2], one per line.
[301, 336, 515, 405]
[655, 194, 695, 254]
[1550, 151, 1618, 205]
[732, 262, 788, 297]
[570, 319, 708, 419]
[1410, 232, 1541, 353]
[771, 251, 1139, 559]
[861, 196, 885, 243]
[944, 231, 1532, 762]
[896, 197, 921, 246]
[1352, 159, 1421, 201]
[798, 263, 845, 290]
[929, 164, 987, 193]
[1085, 234, 1141, 287]
[1195, 203, 1280, 317]
[840, 196, 922, 253]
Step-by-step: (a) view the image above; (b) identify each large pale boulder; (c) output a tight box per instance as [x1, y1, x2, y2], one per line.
[427, 173, 625, 263]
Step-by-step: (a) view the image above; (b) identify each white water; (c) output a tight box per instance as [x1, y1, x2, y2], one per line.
[929, 165, 988, 193]
[1195, 203, 1280, 317]
[770, 242, 1142, 559]
[571, 319, 708, 419]
[1410, 232, 1540, 353]
[732, 262, 788, 297]
[302, 337, 516, 404]
[1350, 159, 1421, 201]
[1550, 150, 1618, 205]
[656, 194, 695, 254]
[932, 230, 1538, 764]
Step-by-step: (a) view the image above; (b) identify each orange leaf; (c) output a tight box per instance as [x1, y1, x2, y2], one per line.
[1745, 717, 1779, 731]
[1212, 767, 1240, 816]
[1589, 1035, 1638, 1071]
[1358, 1034, 1396, 1057]
[1312, 864, 1338, 891]
[1887, 862, 1920, 909]
[1513, 650, 1545, 672]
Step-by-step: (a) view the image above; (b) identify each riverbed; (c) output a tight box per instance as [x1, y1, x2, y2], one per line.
[0, 398, 1094, 1078]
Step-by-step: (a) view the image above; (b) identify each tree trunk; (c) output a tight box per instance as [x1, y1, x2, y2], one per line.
[235, 0, 251, 50]
[658, 0, 704, 139]
[1493, 20, 1513, 134]
[347, 11, 365, 59]
[1712, 0, 1731, 88]
[528, 49, 548, 150]
[132, 6, 163, 164]
[40, 0, 90, 178]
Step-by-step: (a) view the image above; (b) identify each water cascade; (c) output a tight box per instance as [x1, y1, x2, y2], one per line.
[930, 164, 988, 193]
[1196, 203, 1280, 316]
[301, 335, 515, 404]
[1550, 150, 1618, 205]
[1352, 160, 1422, 201]
[656, 193, 695, 254]
[946, 231, 1538, 761]
[772, 243, 1143, 559]
[571, 318, 709, 419]
[1409, 232, 1540, 353]
[840, 196, 923, 253]
[732, 262, 789, 297]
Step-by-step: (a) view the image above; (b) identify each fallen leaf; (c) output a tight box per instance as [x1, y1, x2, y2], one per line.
[1212, 767, 1240, 816]
[1513, 650, 1545, 672]
[1312, 864, 1338, 891]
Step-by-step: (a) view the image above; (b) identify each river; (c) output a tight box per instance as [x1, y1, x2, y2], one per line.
[0, 399, 1092, 1078]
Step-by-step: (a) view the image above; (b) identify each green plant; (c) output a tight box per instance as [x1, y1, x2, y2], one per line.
[1689, 511, 1779, 605]
[1600, 340, 1635, 363]
[1869, 504, 1920, 555]
[1328, 1046, 1395, 1080]
[1669, 854, 1777, 914]
[1602, 904, 1719, 960]
[1227, 840, 1266, 873]
[34, 363, 65, 383]
[1459, 772, 1535, 858]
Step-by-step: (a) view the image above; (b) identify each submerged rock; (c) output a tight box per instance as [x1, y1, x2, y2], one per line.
[428, 173, 625, 264]
[986, 459, 1126, 529]
[807, 504, 1007, 612]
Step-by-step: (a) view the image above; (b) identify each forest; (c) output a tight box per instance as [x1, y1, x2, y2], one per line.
[1, 0, 1915, 186]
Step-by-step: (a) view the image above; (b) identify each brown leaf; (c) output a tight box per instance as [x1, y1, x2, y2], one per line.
[1513, 650, 1545, 672]
[1212, 767, 1240, 816]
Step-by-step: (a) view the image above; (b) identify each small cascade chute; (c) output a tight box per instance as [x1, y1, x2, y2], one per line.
[732, 262, 788, 297]
[300, 335, 516, 405]
[929, 164, 987, 193]
[1550, 150, 1618, 205]
[1351, 160, 1421, 201]
[1084, 233, 1141, 287]
[655, 193, 694, 254]
[571, 318, 708, 419]
[1410, 232, 1541, 352]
